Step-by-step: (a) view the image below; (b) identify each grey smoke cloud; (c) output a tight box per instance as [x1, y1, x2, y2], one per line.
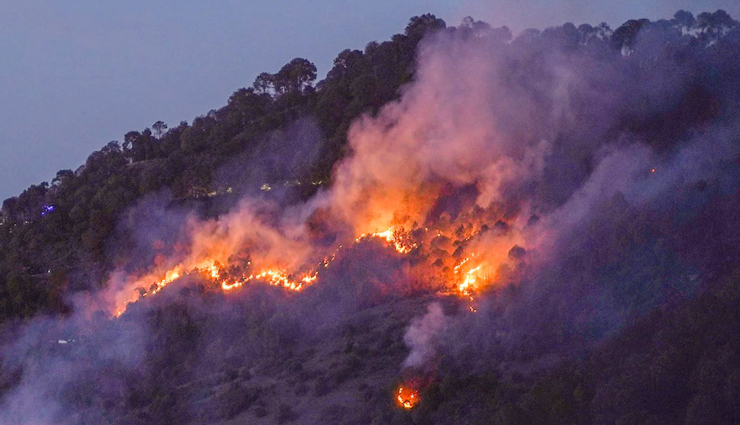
[403, 302, 449, 368]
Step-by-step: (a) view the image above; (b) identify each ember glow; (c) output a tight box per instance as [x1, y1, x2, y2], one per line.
[396, 385, 420, 409]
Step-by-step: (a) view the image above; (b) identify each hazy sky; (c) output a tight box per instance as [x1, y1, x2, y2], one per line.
[1, 0, 737, 201]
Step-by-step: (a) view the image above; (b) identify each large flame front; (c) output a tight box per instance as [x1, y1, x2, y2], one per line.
[112, 224, 433, 316]
[114, 261, 316, 316]
[111, 215, 521, 317]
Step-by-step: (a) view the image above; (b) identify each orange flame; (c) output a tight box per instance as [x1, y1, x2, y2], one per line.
[109, 197, 523, 320]
[112, 221, 516, 317]
[355, 227, 415, 254]
[114, 260, 315, 316]
[396, 385, 420, 409]
[220, 269, 317, 292]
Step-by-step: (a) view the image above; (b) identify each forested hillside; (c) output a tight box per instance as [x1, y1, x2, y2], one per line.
[1, 10, 740, 425]
[0, 13, 446, 320]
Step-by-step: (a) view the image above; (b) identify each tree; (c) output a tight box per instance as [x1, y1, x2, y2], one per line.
[153, 121, 168, 139]
[274, 58, 317, 94]
[404, 14, 446, 43]
[1, 197, 18, 223]
[123, 131, 143, 162]
[611, 18, 651, 51]
[225, 87, 271, 129]
[51, 170, 75, 188]
[459, 16, 496, 39]
[324, 49, 365, 82]
[252, 72, 275, 95]
[696, 10, 738, 44]
[179, 116, 214, 153]
[673, 10, 695, 30]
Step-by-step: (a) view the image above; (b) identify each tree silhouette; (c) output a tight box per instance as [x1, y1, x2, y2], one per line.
[274, 58, 317, 94]
[153, 121, 168, 139]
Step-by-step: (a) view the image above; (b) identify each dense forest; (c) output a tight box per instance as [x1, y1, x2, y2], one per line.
[1, 9, 740, 425]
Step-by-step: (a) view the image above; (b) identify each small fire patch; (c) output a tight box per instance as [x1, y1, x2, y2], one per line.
[396, 385, 420, 409]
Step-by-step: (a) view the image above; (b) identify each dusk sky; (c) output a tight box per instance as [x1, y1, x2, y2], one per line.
[1, 0, 738, 201]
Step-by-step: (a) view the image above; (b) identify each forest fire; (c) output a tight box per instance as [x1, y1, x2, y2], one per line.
[105, 39, 532, 316]
[396, 385, 420, 409]
[106, 19, 532, 316]
[5, 8, 740, 425]
[355, 227, 416, 254]
[111, 215, 517, 317]
[455, 255, 484, 296]
[114, 261, 315, 316]
[113, 223, 432, 316]
[219, 269, 317, 291]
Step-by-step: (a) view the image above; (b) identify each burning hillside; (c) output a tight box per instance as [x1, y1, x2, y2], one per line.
[109, 204, 523, 318]
[3, 10, 740, 425]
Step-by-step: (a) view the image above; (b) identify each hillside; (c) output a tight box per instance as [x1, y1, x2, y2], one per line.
[2, 10, 740, 425]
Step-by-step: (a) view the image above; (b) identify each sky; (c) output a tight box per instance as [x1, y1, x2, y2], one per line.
[1, 0, 738, 201]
